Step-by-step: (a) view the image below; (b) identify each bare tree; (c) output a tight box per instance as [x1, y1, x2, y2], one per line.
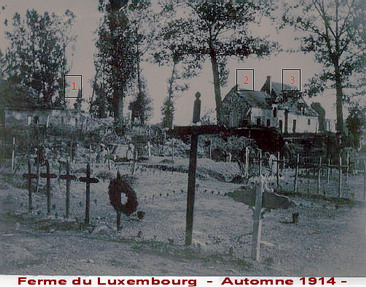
[159, 0, 277, 124]
[282, 0, 365, 134]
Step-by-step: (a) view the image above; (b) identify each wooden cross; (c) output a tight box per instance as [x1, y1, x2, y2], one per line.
[40, 160, 57, 215]
[79, 163, 99, 224]
[59, 160, 77, 218]
[169, 96, 283, 246]
[22, 159, 38, 212]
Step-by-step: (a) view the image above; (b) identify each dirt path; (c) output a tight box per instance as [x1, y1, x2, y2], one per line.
[0, 201, 245, 275]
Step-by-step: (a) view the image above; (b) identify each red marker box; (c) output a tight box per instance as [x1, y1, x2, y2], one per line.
[282, 69, 301, 91]
[236, 69, 255, 91]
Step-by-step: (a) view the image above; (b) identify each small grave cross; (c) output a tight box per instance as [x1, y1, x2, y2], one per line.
[227, 180, 297, 261]
[40, 160, 57, 215]
[59, 160, 77, 218]
[79, 163, 99, 224]
[22, 159, 38, 212]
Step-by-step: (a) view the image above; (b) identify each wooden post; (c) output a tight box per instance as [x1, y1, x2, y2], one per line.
[338, 157, 342, 198]
[89, 145, 92, 164]
[251, 181, 264, 261]
[147, 141, 151, 158]
[11, 137, 15, 172]
[209, 141, 212, 160]
[258, 149, 262, 176]
[27, 160, 33, 212]
[60, 161, 77, 218]
[171, 138, 175, 162]
[317, 157, 322, 194]
[293, 154, 299, 193]
[35, 120, 40, 193]
[131, 150, 138, 175]
[46, 161, 51, 215]
[85, 164, 91, 224]
[116, 211, 122, 231]
[346, 152, 349, 184]
[364, 160, 366, 201]
[69, 140, 74, 163]
[36, 147, 41, 193]
[327, 158, 330, 184]
[276, 152, 280, 188]
[185, 133, 199, 246]
[65, 161, 71, 218]
[107, 147, 111, 170]
[245, 147, 249, 177]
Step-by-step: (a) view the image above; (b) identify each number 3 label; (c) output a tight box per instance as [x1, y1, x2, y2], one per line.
[290, 76, 295, 84]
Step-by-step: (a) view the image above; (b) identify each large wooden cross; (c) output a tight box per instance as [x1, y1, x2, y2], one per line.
[169, 97, 283, 246]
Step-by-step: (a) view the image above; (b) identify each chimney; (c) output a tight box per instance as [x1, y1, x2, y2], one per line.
[267, 75, 272, 96]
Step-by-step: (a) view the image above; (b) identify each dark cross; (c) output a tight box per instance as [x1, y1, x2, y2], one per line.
[40, 160, 57, 215]
[59, 160, 77, 218]
[169, 95, 283, 246]
[22, 159, 38, 212]
[79, 163, 99, 224]
[69, 140, 74, 162]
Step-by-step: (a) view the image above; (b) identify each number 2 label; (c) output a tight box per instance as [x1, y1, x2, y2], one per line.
[244, 76, 249, 84]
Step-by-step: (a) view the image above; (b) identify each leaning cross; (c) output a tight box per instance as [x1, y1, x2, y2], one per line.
[227, 180, 297, 261]
[22, 159, 38, 212]
[40, 160, 57, 215]
[59, 160, 77, 218]
[79, 163, 99, 225]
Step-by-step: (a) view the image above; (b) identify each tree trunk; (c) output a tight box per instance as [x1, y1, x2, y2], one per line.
[166, 61, 177, 129]
[136, 45, 143, 125]
[209, 44, 223, 125]
[114, 92, 124, 135]
[335, 67, 344, 136]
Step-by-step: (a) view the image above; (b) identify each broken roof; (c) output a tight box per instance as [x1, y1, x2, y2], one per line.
[223, 82, 318, 117]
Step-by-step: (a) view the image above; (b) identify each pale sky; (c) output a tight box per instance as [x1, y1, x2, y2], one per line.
[0, 0, 345, 125]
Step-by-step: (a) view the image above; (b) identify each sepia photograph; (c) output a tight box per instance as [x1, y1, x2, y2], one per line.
[0, 0, 365, 279]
